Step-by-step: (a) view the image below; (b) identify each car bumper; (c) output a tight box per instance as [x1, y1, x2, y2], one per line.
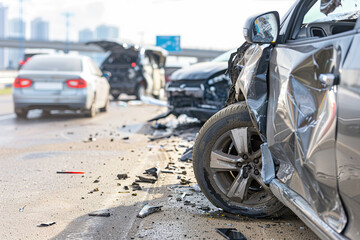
[13, 89, 89, 110]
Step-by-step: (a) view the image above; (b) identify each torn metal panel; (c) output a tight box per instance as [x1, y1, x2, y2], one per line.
[267, 36, 354, 232]
[234, 44, 272, 140]
[320, 0, 341, 15]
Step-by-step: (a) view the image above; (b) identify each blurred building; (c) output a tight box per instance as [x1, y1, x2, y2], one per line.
[31, 18, 49, 41]
[79, 28, 93, 43]
[0, 3, 8, 69]
[95, 24, 119, 41]
[8, 18, 26, 69]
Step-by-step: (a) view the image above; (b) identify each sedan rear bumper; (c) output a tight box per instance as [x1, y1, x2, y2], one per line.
[13, 90, 89, 110]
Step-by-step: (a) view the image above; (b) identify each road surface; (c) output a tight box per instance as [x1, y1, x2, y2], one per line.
[0, 94, 318, 239]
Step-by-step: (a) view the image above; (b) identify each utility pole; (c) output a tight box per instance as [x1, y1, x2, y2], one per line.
[19, 0, 24, 62]
[62, 12, 73, 53]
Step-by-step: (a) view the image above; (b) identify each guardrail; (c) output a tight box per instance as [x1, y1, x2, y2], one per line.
[0, 70, 17, 89]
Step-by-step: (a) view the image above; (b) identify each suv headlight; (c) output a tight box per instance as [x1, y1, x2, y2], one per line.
[207, 74, 231, 85]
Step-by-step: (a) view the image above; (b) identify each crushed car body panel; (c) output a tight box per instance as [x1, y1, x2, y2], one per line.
[234, 44, 272, 140]
[166, 61, 231, 122]
[266, 36, 354, 233]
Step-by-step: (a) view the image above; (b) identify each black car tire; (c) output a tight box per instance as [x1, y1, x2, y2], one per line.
[193, 102, 286, 218]
[99, 97, 109, 113]
[111, 93, 120, 100]
[15, 108, 28, 119]
[135, 82, 146, 100]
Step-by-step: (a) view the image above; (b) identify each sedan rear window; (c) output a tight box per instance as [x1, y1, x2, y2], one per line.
[22, 56, 82, 71]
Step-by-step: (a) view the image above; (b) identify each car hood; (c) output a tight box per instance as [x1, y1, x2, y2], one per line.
[170, 62, 227, 81]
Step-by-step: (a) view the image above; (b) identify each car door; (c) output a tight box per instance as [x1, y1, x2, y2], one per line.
[266, 0, 359, 233]
[335, 27, 360, 239]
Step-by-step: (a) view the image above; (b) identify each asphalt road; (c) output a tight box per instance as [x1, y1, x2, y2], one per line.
[0, 94, 319, 240]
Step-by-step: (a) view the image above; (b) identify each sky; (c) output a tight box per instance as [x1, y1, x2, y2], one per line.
[1, 0, 296, 50]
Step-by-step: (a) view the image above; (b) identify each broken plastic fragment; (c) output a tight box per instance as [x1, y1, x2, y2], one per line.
[180, 147, 193, 161]
[117, 174, 129, 180]
[37, 222, 56, 227]
[144, 166, 160, 179]
[136, 176, 157, 184]
[216, 228, 247, 240]
[89, 211, 111, 217]
[137, 203, 162, 218]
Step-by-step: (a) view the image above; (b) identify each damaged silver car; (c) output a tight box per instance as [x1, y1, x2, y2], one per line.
[193, 0, 360, 239]
[165, 51, 233, 122]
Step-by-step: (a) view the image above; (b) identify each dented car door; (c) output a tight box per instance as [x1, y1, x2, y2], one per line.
[266, 16, 358, 237]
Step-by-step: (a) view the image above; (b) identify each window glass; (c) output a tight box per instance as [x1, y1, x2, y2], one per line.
[22, 56, 82, 72]
[303, 0, 360, 24]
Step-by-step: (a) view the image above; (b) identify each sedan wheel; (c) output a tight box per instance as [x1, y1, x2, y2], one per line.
[193, 102, 286, 217]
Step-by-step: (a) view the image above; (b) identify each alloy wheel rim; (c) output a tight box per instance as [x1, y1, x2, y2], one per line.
[210, 127, 272, 205]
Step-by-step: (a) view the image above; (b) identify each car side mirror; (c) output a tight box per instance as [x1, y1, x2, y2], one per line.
[243, 11, 280, 44]
[102, 71, 112, 80]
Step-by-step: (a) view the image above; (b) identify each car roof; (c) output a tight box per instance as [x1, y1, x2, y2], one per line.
[31, 54, 86, 61]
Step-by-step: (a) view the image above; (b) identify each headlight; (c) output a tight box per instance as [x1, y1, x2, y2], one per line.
[207, 74, 231, 85]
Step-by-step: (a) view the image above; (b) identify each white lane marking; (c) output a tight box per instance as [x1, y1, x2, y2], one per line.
[0, 113, 16, 121]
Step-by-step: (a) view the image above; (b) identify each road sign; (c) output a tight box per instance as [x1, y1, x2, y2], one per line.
[156, 36, 181, 52]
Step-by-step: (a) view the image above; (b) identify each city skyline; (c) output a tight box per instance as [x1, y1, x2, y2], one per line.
[0, 0, 295, 49]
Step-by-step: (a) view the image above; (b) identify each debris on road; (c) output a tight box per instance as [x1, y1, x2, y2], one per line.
[124, 186, 129, 190]
[136, 176, 157, 184]
[161, 170, 187, 175]
[151, 122, 167, 130]
[56, 171, 85, 174]
[88, 211, 111, 217]
[137, 203, 162, 218]
[216, 228, 247, 240]
[93, 179, 100, 183]
[180, 178, 191, 185]
[132, 182, 143, 191]
[144, 166, 160, 179]
[19, 205, 26, 212]
[117, 173, 129, 180]
[37, 222, 56, 227]
[180, 147, 193, 162]
[148, 132, 178, 141]
[122, 137, 130, 140]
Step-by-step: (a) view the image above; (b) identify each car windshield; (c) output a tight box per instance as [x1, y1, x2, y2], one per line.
[304, 0, 360, 24]
[22, 56, 83, 71]
[211, 50, 236, 62]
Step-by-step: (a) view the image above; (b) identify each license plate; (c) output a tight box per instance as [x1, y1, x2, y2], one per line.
[34, 82, 63, 90]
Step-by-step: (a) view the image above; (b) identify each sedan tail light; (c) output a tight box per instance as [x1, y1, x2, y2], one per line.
[66, 78, 87, 88]
[13, 77, 33, 88]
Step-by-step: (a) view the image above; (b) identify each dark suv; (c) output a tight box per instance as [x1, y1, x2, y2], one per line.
[88, 41, 167, 100]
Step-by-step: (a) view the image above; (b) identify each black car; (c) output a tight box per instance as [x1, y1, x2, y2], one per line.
[88, 41, 167, 100]
[193, 0, 360, 239]
[165, 50, 233, 122]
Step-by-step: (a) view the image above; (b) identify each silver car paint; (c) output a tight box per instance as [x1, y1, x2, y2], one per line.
[13, 55, 109, 111]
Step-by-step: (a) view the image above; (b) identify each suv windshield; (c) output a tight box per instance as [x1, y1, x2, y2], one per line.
[22, 56, 83, 71]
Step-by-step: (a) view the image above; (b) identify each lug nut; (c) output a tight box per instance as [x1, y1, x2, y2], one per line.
[243, 154, 248, 160]
[254, 169, 259, 175]
[254, 158, 259, 164]
[236, 162, 242, 168]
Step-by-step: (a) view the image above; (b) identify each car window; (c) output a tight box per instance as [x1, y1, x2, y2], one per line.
[211, 50, 235, 62]
[303, 0, 360, 24]
[293, 0, 360, 40]
[22, 56, 82, 72]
